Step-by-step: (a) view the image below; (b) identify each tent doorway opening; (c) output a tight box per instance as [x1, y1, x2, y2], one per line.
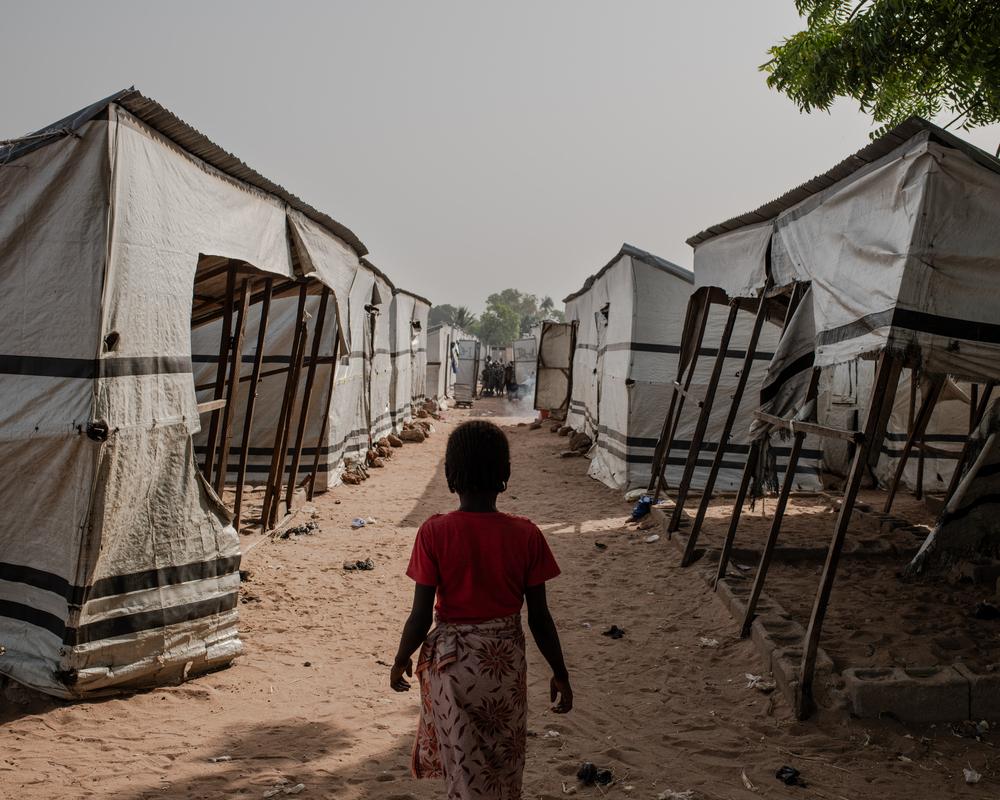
[190, 255, 337, 531]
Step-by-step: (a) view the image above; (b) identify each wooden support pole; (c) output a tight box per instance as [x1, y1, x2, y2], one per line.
[307, 335, 340, 502]
[261, 284, 309, 529]
[739, 368, 821, 638]
[285, 288, 331, 513]
[202, 264, 237, 481]
[233, 278, 273, 530]
[682, 285, 773, 567]
[883, 375, 944, 513]
[649, 293, 712, 499]
[970, 384, 980, 434]
[797, 350, 901, 719]
[214, 277, 253, 495]
[668, 302, 740, 532]
[268, 312, 309, 528]
[944, 381, 995, 505]
[647, 294, 705, 494]
[197, 399, 227, 414]
[714, 439, 760, 589]
[752, 411, 862, 443]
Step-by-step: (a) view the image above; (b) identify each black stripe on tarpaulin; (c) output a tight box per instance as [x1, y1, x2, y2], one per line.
[817, 307, 1000, 349]
[192, 354, 297, 365]
[611, 343, 776, 361]
[0, 355, 192, 379]
[759, 351, 815, 406]
[884, 432, 969, 443]
[880, 446, 960, 460]
[193, 411, 394, 457]
[575, 343, 774, 360]
[1, 555, 240, 608]
[64, 591, 239, 646]
[84, 555, 241, 604]
[595, 436, 821, 475]
[0, 599, 66, 638]
[939, 492, 1000, 526]
[594, 424, 823, 459]
[0, 562, 71, 600]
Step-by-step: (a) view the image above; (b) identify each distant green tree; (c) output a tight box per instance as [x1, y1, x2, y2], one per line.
[452, 306, 476, 330]
[539, 296, 566, 324]
[485, 289, 542, 335]
[428, 304, 458, 327]
[476, 305, 520, 347]
[765, 1, 1000, 135]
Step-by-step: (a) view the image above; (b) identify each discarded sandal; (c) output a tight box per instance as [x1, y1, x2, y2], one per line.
[601, 625, 625, 639]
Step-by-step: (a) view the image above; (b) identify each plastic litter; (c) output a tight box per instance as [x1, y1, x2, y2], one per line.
[740, 769, 757, 791]
[542, 730, 561, 738]
[594, 542, 608, 551]
[208, 755, 232, 763]
[775, 765, 805, 786]
[745, 673, 776, 693]
[645, 534, 660, 543]
[656, 791, 695, 800]
[263, 783, 305, 798]
[577, 762, 613, 786]
[973, 601, 1000, 620]
[601, 625, 626, 640]
[343, 558, 375, 571]
[629, 495, 653, 521]
[624, 488, 647, 502]
[698, 637, 720, 648]
[964, 767, 982, 784]
[351, 518, 366, 529]
[280, 521, 318, 539]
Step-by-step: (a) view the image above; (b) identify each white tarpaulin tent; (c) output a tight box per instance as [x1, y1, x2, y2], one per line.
[564, 244, 788, 492]
[389, 289, 431, 430]
[513, 336, 538, 389]
[454, 340, 481, 406]
[534, 322, 576, 414]
[426, 324, 463, 401]
[689, 117, 1000, 491]
[688, 117, 1000, 715]
[0, 89, 391, 697]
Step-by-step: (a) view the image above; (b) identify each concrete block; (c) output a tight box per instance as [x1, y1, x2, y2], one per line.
[846, 537, 893, 557]
[843, 666, 970, 723]
[714, 578, 749, 620]
[954, 664, 1000, 721]
[751, 615, 805, 664]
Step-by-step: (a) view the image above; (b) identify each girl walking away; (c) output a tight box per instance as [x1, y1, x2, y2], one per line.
[390, 420, 573, 799]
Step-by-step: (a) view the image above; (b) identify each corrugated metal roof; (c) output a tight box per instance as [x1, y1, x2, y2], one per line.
[563, 243, 692, 304]
[0, 87, 369, 258]
[686, 116, 1000, 248]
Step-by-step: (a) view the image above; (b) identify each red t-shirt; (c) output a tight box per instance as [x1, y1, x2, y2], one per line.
[406, 510, 561, 624]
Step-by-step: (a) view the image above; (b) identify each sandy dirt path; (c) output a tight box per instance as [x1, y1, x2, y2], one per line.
[1, 398, 995, 799]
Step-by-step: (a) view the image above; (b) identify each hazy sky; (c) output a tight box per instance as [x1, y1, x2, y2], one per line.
[3, 2, 998, 311]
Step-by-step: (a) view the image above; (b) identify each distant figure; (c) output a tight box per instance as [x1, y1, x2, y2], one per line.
[389, 420, 572, 798]
[481, 356, 493, 397]
[504, 362, 517, 401]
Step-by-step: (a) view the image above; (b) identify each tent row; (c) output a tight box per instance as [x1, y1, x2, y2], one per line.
[0, 89, 431, 697]
[534, 117, 1000, 719]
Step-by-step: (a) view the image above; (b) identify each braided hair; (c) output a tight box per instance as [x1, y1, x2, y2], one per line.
[445, 420, 511, 494]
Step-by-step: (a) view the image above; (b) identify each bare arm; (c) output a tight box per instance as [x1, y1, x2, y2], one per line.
[525, 583, 573, 712]
[390, 583, 436, 692]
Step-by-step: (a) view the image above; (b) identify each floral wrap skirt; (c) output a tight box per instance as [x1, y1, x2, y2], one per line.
[411, 614, 527, 800]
